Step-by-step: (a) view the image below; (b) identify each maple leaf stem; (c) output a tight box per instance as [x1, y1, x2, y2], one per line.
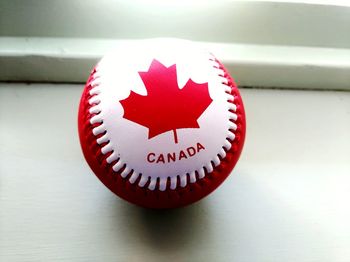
[173, 129, 178, 144]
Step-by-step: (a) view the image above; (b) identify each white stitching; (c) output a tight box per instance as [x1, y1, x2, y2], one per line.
[87, 54, 238, 191]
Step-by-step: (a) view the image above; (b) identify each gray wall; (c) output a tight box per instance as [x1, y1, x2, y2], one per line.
[1, 0, 350, 48]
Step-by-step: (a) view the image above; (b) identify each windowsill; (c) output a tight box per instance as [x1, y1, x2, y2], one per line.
[1, 37, 350, 90]
[1, 82, 349, 260]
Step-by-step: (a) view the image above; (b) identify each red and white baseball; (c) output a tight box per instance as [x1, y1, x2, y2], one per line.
[78, 39, 246, 208]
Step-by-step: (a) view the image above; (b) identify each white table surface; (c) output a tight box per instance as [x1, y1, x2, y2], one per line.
[1, 84, 349, 262]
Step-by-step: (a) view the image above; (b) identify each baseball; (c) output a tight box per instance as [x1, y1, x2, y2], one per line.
[78, 39, 246, 208]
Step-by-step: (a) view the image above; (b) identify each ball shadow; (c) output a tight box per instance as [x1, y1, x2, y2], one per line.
[115, 200, 211, 253]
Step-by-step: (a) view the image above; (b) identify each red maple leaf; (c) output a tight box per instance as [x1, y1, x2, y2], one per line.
[119, 59, 212, 144]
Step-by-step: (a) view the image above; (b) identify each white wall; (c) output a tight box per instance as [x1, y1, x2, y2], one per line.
[1, 0, 350, 48]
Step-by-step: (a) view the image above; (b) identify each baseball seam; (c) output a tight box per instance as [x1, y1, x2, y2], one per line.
[86, 54, 238, 191]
